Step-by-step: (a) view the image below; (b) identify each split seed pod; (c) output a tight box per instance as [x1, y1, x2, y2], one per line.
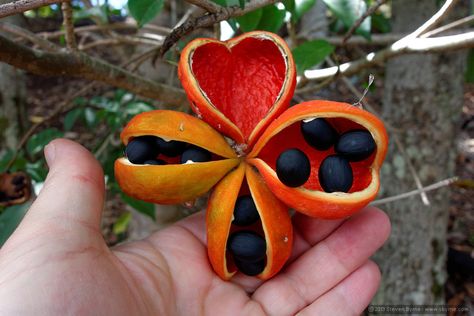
[115, 31, 388, 280]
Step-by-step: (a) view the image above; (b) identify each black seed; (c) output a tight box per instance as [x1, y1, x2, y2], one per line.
[335, 130, 376, 162]
[227, 230, 266, 262]
[143, 159, 166, 165]
[318, 155, 353, 193]
[276, 148, 311, 187]
[156, 138, 186, 157]
[301, 118, 339, 150]
[232, 195, 259, 226]
[11, 175, 25, 186]
[180, 146, 212, 163]
[234, 257, 265, 276]
[125, 136, 159, 164]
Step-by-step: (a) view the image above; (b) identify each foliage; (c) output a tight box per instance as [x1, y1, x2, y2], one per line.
[292, 40, 334, 74]
[128, 0, 164, 27]
[0, 202, 31, 247]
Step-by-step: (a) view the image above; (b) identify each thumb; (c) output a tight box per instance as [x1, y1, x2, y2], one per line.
[16, 139, 105, 236]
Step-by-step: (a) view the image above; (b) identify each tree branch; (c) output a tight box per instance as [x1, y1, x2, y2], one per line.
[342, 0, 387, 45]
[407, 0, 459, 39]
[160, 0, 277, 55]
[0, 22, 59, 51]
[0, 33, 187, 106]
[304, 32, 474, 80]
[184, 0, 222, 13]
[61, 1, 76, 50]
[0, 0, 63, 18]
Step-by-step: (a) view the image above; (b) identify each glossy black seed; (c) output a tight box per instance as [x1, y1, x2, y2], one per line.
[125, 136, 159, 164]
[335, 130, 376, 162]
[318, 155, 353, 193]
[232, 195, 259, 226]
[227, 231, 266, 262]
[276, 148, 311, 187]
[143, 159, 166, 165]
[234, 257, 265, 276]
[301, 118, 339, 150]
[156, 138, 186, 157]
[180, 146, 212, 163]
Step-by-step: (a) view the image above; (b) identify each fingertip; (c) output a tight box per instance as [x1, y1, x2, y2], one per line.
[360, 206, 392, 243]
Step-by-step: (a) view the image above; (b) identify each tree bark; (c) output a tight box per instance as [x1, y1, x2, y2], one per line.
[373, 0, 466, 304]
[0, 1, 26, 150]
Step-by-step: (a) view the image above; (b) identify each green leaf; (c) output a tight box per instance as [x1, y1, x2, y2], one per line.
[113, 211, 132, 235]
[466, 49, 474, 83]
[294, 0, 317, 21]
[84, 108, 98, 128]
[64, 108, 84, 131]
[121, 194, 156, 220]
[292, 39, 334, 74]
[239, 0, 246, 9]
[128, 0, 164, 27]
[0, 202, 31, 247]
[256, 5, 286, 33]
[26, 128, 63, 156]
[236, 8, 263, 32]
[283, 0, 295, 13]
[26, 160, 47, 182]
[371, 12, 390, 33]
[322, 0, 371, 39]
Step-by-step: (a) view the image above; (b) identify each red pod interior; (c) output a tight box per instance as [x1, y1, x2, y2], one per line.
[191, 37, 287, 140]
[257, 118, 376, 193]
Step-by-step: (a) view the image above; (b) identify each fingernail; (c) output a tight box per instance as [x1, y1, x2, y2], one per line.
[44, 141, 56, 166]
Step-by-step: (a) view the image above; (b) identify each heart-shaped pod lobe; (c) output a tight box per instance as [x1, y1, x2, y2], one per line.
[207, 162, 293, 280]
[179, 31, 296, 150]
[248, 101, 388, 219]
[115, 110, 239, 204]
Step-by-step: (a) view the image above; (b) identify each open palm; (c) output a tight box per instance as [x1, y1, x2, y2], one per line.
[0, 139, 390, 315]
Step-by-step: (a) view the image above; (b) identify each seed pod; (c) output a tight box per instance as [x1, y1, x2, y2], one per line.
[276, 149, 310, 187]
[234, 257, 265, 276]
[156, 138, 186, 157]
[335, 130, 376, 162]
[232, 195, 260, 226]
[227, 230, 266, 262]
[143, 159, 166, 165]
[301, 118, 338, 150]
[318, 155, 353, 193]
[180, 146, 212, 163]
[125, 136, 160, 164]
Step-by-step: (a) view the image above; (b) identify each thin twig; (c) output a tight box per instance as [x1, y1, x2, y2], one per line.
[61, 1, 77, 50]
[304, 32, 474, 80]
[342, 0, 387, 46]
[0, 33, 186, 105]
[184, 0, 222, 13]
[160, 0, 278, 56]
[0, 22, 59, 52]
[78, 35, 162, 51]
[405, 0, 459, 39]
[422, 15, 474, 38]
[371, 177, 458, 205]
[38, 22, 172, 39]
[0, 0, 64, 18]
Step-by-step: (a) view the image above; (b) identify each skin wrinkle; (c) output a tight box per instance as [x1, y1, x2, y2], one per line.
[112, 248, 173, 315]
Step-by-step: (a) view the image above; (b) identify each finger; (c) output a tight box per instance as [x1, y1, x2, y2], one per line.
[290, 214, 346, 262]
[15, 139, 105, 236]
[297, 261, 381, 316]
[252, 207, 390, 316]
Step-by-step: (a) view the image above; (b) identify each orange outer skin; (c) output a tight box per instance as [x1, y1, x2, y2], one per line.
[115, 158, 240, 204]
[178, 31, 296, 149]
[207, 162, 293, 280]
[115, 109, 240, 204]
[120, 110, 236, 159]
[248, 100, 389, 219]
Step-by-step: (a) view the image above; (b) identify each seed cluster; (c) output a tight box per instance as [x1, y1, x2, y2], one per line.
[227, 195, 266, 276]
[125, 136, 212, 165]
[275, 118, 376, 193]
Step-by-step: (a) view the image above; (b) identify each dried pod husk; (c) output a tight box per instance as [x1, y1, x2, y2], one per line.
[248, 101, 388, 219]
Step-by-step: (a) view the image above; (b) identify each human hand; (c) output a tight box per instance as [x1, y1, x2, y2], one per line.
[0, 139, 390, 315]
